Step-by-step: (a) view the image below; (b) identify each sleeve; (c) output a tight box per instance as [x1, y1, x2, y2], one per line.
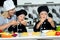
[53, 21, 56, 30]
[14, 15, 17, 20]
[12, 15, 17, 20]
[0, 16, 5, 25]
[50, 21, 56, 30]
[33, 21, 40, 32]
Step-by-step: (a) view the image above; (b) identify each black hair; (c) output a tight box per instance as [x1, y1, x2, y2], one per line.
[37, 5, 49, 14]
[16, 9, 27, 17]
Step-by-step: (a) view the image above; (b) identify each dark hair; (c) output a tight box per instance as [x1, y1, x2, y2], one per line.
[37, 5, 49, 14]
[16, 9, 27, 17]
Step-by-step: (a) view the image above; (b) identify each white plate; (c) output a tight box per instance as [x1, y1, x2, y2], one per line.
[42, 30, 50, 33]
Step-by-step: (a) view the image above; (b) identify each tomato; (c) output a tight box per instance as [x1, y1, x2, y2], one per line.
[0, 30, 3, 33]
[56, 32, 60, 36]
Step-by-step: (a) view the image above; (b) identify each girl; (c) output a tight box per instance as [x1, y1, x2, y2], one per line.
[33, 6, 56, 32]
[8, 9, 27, 33]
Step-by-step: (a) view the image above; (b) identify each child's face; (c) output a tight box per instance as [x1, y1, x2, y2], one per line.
[39, 11, 48, 19]
[18, 14, 25, 21]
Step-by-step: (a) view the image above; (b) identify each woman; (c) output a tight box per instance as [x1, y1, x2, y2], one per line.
[0, 0, 17, 31]
[33, 6, 56, 32]
[8, 9, 27, 33]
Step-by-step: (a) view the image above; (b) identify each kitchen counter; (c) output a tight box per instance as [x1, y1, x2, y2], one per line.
[0, 29, 60, 40]
[0, 36, 60, 40]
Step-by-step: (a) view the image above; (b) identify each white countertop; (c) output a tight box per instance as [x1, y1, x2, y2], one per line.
[0, 36, 60, 39]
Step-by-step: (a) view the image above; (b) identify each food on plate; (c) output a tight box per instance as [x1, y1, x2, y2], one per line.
[12, 33, 17, 37]
[0, 30, 3, 33]
[1, 32, 12, 38]
[56, 26, 60, 31]
[32, 32, 40, 36]
[46, 30, 56, 36]
[21, 32, 28, 36]
[56, 31, 60, 36]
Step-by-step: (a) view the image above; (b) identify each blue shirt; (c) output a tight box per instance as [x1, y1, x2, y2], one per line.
[0, 15, 16, 31]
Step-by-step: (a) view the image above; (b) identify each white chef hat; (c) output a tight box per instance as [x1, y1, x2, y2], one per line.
[3, 0, 15, 11]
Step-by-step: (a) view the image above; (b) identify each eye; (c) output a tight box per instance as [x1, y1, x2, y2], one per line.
[45, 13, 47, 15]
[41, 13, 43, 15]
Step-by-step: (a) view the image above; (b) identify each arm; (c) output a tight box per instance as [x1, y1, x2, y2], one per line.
[0, 20, 17, 30]
[49, 20, 55, 28]
[48, 17, 55, 28]
[33, 22, 39, 32]
[36, 21, 43, 29]
[0, 23, 11, 30]
[0, 16, 17, 30]
[33, 21, 43, 32]
[0, 16, 11, 30]
[36, 18, 46, 29]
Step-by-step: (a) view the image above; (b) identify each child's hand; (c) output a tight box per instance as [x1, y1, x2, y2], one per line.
[21, 20, 27, 26]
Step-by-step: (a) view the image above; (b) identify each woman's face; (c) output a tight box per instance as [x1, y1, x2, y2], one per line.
[39, 11, 48, 19]
[8, 8, 16, 16]
[18, 14, 25, 21]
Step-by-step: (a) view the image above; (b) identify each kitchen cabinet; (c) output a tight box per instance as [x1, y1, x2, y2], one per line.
[17, 0, 60, 5]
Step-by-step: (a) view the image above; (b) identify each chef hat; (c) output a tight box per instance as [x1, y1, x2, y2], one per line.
[3, 0, 15, 11]
[16, 9, 27, 17]
[37, 5, 49, 14]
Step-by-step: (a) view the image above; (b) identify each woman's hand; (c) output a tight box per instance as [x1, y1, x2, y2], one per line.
[10, 20, 18, 26]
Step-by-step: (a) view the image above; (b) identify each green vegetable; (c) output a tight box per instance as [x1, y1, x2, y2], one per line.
[56, 26, 60, 31]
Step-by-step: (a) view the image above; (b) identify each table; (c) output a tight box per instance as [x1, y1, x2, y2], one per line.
[0, 36, 60, 40]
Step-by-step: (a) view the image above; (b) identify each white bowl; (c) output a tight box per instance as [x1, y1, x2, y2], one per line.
[42, 30, 50, 33]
